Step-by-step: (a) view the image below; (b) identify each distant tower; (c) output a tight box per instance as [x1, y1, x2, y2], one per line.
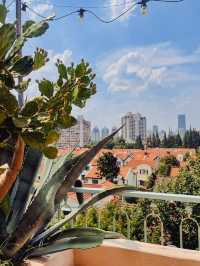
[91, 126, 100, 143]
[178, 114, 186, 138]
[101, 127, 109, 140]
[121, 112, 146, 143]
[152, 125, 159, 135]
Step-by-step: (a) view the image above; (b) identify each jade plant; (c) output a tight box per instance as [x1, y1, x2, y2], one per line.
[0, 4, 132, 265]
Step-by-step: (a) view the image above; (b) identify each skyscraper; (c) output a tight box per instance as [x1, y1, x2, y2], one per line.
[101, 127, 109, 140]
[91, 126, 100, 143]
[153, 125, 159, 135]
[57, 116, 91, 148]
[178, 114, 186, 137]
[121, 112, 147, 143]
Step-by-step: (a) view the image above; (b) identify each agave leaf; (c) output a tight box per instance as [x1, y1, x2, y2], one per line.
[0, 4, 7, 24]
[28, 236, 104, 257]
[7, 148, 42, 235]
[48, 227, 125, 243]
[2, 128, 122, 258]
[33, 185, 134, 245]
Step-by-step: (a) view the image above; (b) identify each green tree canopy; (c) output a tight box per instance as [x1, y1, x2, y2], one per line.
[97, 152, 120, 182]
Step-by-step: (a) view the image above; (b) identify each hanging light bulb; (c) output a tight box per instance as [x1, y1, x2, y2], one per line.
[79, 8, 86, 21]
[141, 2, 148, 16]
[22, 2, 27, 12]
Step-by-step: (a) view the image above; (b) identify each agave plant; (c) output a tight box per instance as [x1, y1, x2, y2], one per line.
[0, 5, 133, 265]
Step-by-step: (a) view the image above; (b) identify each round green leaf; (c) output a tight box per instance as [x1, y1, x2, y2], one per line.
[22, 131, 45, 149]
[21, 101, 38, 117]
[38, 79, 54, 98]
[43, 146, 58, 159]
[12, 117, 28, 128]
[11, 56, 34, 75]
[46, 131, 60, 145]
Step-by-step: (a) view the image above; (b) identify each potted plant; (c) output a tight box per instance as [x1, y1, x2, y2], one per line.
[0, 5, 132, 265]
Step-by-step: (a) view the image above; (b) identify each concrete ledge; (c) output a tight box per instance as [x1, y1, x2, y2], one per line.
[27, 239, 200, 266]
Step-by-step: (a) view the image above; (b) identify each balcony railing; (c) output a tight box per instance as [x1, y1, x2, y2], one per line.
[62, 187, 200, 250]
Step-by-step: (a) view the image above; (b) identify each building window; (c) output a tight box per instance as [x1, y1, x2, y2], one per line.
[92, 179, 98, 184]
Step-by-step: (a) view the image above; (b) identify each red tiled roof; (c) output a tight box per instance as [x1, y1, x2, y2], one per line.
[119, 166, 131, 177]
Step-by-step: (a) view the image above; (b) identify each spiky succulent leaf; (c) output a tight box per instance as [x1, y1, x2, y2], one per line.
[28, 236, 104, 257]
[48, 227, 125, 243]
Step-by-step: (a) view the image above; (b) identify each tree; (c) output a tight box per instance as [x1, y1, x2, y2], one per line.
[135, 135, 144, 149]
[97, 152, 120, 182]
[157, 155, 179, 177]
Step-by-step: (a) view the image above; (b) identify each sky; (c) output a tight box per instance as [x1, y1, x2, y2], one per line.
[6, 0, 200, 132]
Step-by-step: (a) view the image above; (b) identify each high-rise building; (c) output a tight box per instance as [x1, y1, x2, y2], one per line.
[111, 126, 119, 140]
[121, 112, 146, 143]
[178, 114, 186, 137]
[153, 125, 159, 135]
[91, 126, 100, 143]
[57, 116, 91, 148]
[101, 127, 109, 140]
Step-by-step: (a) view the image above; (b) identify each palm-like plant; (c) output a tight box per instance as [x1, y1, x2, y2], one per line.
[0, 5, 132, 265]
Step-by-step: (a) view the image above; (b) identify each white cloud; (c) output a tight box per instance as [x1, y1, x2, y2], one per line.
[109, 0, 137, 21]
[100, 43, 200, 93]
[26, 49, 72, 98]
[25, 0, 55, 20]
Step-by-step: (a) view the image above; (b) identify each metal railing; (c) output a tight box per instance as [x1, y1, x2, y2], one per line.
[65, 187, 200, 250]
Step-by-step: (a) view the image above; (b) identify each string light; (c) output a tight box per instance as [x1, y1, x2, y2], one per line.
[21, 0, 185, 23]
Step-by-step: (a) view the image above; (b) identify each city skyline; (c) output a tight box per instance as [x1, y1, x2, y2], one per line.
[18, 0, 200, 132]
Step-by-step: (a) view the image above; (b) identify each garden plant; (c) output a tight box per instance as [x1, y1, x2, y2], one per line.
[0, 5, 132, 265]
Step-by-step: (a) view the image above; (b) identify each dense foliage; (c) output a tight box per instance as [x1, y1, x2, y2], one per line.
[75, 155, 200, 250]
[97, 152, 120, 182]
[157, 155, 179, 177]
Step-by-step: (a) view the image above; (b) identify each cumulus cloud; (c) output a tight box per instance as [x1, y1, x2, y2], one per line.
[99, 43, 200, 93]
[26, 49, 72, 98]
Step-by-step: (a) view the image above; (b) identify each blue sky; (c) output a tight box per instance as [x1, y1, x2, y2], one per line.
[7, 0, 200, 132]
